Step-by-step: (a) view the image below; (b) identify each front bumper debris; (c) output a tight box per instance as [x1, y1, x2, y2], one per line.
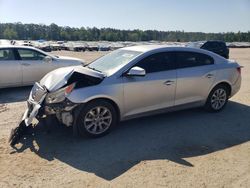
[23, 101, 41, 125]
[9, 82, 78, 146]
[9, 82, 47, 146]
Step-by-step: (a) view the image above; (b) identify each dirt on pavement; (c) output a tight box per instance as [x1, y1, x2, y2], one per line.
[0, 49, 249, 188]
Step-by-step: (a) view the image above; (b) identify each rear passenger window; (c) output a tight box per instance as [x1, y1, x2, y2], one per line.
[176, 52, 214, 69]
[136, 52, 175, 73]
[0, 49, 15, 61]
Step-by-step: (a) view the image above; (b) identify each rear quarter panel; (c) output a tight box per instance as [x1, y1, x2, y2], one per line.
[208, 60, 240, 97]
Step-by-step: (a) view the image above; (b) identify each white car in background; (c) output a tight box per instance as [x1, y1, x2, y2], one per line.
[0, 46, 85, 88]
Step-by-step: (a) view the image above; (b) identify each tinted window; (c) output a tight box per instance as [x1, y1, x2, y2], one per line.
[17, 49, 46, 60]
[136, 52, 175, 73]
[211, 42, 221, 49]
[0, 49, 15, 61]
[201, 42, 209, 48]
[176, 52, 214, 69]
[218, 42, 226, 48]
[202, 42, 226, 49]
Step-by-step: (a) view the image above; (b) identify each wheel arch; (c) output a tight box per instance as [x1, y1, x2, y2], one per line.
[209, 81, 232, 97]
[204, 81, 231, 112]
[76, 97, 121, 121]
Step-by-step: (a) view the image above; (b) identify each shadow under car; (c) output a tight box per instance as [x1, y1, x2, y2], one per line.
[11, 100, 250, 180]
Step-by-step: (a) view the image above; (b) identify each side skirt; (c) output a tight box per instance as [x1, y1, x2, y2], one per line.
[121, 101, 205, 121]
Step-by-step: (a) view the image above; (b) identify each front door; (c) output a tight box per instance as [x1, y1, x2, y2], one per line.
[123, 52, 177, 118]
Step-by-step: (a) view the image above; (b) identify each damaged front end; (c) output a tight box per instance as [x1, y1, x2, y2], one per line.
[44, 83, 78, 127]
[9, 66, 104, 146]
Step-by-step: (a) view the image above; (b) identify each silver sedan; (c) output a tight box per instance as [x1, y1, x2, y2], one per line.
[0, 45, 84, 88]
[10, 45, 242, 145]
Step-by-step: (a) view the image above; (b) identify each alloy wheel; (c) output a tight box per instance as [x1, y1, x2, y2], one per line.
[211, 88, 227, 110]
[84, 106, 112, 135]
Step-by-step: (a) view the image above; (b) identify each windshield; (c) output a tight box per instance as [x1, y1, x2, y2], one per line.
[87, 49, 142, 74]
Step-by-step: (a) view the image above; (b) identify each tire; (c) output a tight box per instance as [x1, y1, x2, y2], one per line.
[76, 100, 118, 138]
[205, 84, 229, 112]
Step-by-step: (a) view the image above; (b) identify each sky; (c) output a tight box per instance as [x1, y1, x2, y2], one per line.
[0, 0, 250, 33]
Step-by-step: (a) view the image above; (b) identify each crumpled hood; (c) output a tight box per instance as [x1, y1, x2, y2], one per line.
[40, 65, 105, 92]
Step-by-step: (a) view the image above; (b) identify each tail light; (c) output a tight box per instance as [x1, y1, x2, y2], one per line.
[65, 83, 75, 95]
[237, 67, 242, 75]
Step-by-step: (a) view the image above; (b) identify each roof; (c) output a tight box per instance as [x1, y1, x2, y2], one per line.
[121, 44, 228, 61]
[122, 45, 170, 52]
[122, 44, 207, 53]
[0, 45, 37, 50]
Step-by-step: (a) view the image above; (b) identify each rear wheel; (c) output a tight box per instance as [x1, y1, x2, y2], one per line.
[76, 100, 117, 137]
[205, 85, 229, 112]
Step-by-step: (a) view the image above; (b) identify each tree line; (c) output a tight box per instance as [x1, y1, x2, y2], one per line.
[0, 22, 250, 42]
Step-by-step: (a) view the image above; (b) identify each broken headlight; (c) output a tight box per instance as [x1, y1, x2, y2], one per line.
[46, 83, 75, 104]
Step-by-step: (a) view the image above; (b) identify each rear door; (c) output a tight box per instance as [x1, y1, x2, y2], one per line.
[123, 52, 177, 117]
[175, 51, 216, 105]
[16, 48, 55, 85]
[0, 48, 22, 87]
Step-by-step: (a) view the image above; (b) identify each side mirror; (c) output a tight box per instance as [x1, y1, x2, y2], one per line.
[126, 66, 146, 77]
[44, 56, 52, 63]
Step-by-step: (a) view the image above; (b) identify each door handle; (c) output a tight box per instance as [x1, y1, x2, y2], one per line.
[206, 74, 214, 78]
[21, 63, 31, 66]
[164, 80, 175, 85]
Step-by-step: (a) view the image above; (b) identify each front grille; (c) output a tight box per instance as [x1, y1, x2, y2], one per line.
[31, 82, 47, 102]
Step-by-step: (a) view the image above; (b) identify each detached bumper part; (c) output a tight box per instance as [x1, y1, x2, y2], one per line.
[9, 120, 27, 146]
[9, 82, 46, 146]
[24, 102, 41, 126]
[9, 102, 41, 146]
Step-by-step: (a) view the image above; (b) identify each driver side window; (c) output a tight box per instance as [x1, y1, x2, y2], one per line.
[17, 49, 46, 60]
[135, 52, 175, 73]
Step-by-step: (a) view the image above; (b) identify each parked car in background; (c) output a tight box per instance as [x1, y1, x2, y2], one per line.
[10, 45, 241, 145]
[0, 46, 85, 88]
[187, 41, 229, 59]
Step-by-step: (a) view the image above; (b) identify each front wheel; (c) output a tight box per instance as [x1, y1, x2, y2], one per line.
[76, 100, 118, 138]
[205, 85, 229, 112]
